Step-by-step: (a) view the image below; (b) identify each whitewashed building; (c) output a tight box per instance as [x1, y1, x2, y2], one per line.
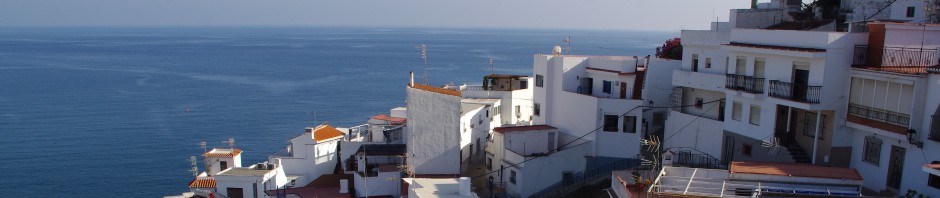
[214, 163, 288, 198]
[406, 73, 465, 175]
[844, 22, 940, 196]
[267, 124, 345, 187]
[483, 125, 591, 198]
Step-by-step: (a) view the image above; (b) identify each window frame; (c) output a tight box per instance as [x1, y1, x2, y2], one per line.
[907, 6, 916, 18]
[533, 103, 541, 116]
[535, 75, 544, 87]
[603, 115, 619, 132]
[623, 116, 637, 133]
[602, 80, 612, 94]
[863, 136, 882, 166]
[749, 105, 761, 126]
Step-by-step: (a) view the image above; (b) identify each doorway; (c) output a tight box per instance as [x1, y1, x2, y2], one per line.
[579, 77, 593, 95]
[792, 69, 809, 101]
[620, 82, 627, 99]
[886, 145, 906, 190]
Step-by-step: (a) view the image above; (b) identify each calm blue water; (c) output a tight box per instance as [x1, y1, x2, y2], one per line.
[0, 27, 674, 197]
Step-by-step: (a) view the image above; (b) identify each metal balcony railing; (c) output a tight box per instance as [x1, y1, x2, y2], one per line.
[768, 80, 821, 104]
[848, 103, 910, 128]
[725, 74, 765, 93]
[853, 45, 939, 67]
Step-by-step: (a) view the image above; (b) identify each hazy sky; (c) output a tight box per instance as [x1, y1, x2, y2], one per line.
[0, 0, 757, 31]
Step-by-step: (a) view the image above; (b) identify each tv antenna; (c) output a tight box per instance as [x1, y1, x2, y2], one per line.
[223, 138, 235, 148]
[562, 35, 571, 55]
[416, 44, 430, 84]
[488, 58, 495, 75]
[189, 156, 199, 176]
[199, 140, 207, 153]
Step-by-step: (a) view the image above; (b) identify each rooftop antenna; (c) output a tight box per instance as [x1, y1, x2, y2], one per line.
[489, 58, 495, 75]
[312, 111, 318, 125]
[189, 156, 199, 176]
[199, 140, 207, 153]
[416, 44, 429, 84]
[223, 138, 235, 148]
[562, 36, 572, 55]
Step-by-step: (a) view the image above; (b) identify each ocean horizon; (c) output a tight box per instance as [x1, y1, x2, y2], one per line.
[0, 26, 675, 197]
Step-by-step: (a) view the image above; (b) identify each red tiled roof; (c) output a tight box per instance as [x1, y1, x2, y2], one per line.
[203, 148, 242, 158]
[725, 42, 826, 53]
[371, 114, 407, 124]
[730, 161, 863, 180]
[493, 125, 557, 133]
[188, 178, 216, 188]
[265, 174, 353, 198]
[313, 124, 346, 142]
[410, 83, 462, 97]
[586, 67, 637, 76]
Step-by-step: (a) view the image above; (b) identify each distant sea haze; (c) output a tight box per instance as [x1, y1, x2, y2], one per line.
[0, 27, 674, 197]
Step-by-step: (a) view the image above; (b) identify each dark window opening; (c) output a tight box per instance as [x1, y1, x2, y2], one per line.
[535, 75, 544, 87]
[510, 170, 517, 184]
[603, 115, 619, 132]
[742, 144, 752, 157]
[929, 161, 940, 189]
[863, 136, 882, 166]
[695, 98, 704, 109]
[602, 80, 612, 94]
[533, 103, 541, 116]
[907, 7, 916, 18]
[520, 80, 528, 89]
[220, 161, 228, 171]
[623, 116, 637, 133]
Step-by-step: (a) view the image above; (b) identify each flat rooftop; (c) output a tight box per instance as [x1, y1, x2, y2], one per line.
[217, 167, 273, 177]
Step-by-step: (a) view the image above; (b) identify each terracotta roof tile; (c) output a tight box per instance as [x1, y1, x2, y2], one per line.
[852, 65, 931, 75]
[313, 124, 345, 142]
[730, 161, 862, 180]
[203, 148, 242, 158]
[725, 42, 826, 53]
[188, 178, 216, 188]
[371, 114, 407, 124]
[493, 125, 557, 133]
[410, 83, 462, 97]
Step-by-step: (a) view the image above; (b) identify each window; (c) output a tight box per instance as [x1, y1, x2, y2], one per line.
[695, 98, 704, 109]
[520, 80, 528, 89]
[623, 116, 637, 133]
[692, 54, 700, 71]
[535, 75, 544, 87]
[510, 170, 517, 184]
[533, 103, 541, 116]
[227, 188, 244, 198]
[486, 157, 492, 170]
[731, 101, 742, 121]
[705, 58, 712, 68]
[486, 109, 490, 117]
[863, 136, 882, 166]
[749, 105, 761, 126]
[515, 105, 521, 116]
[931, 108, 940, 141]
[742, 143, 752, 157]
[252, 183, 258, 198]
[929, 161, 940, 189]
[907, 7, 916, 18]
[802, 112, 822, 139]
[736, 56, 746, 75]
[603, 115, 619, 132]
[220, 161, 228, 171]
[602, 80, 612, 94]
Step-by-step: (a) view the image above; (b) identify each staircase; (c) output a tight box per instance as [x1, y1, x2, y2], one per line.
[785, 144, 811, 164]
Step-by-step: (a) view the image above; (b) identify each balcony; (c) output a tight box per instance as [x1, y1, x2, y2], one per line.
[847, 103, 910, 135]
[768, 80, 821, 104]
[852, 45, 939, 74]
[725, 74, 765, 94]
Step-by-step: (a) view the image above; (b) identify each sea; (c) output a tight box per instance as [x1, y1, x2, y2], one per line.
[0, 27, 675, 197]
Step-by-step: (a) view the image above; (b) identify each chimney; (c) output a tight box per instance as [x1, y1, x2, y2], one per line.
[339, 179, 349, 194]
[458, 177, 472, 196]
[409, 71, 415, 86]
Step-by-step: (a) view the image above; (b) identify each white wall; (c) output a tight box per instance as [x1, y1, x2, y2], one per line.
[215, 167, 287, 198]
[664, 110, 726, 158]
[354, 171, 401, 197]
[406, 86, 462, 175]
[271, 133, 340, 186]
[509, 142, 591, 198]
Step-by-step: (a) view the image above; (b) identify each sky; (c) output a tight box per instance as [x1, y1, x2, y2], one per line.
[0, 0, 757, 31]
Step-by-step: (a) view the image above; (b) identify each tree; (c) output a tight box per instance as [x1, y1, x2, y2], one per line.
[655, 37, 682, 60]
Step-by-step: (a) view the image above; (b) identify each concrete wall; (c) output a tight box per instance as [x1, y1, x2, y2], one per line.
[664, 110, 725, 158]
[406, 86, 462, 175]
[506, 142, 590, 198]
[206, 156, 240, 176]
[730, 9, 787, 29]
[215, 167, 287, 198]
[354, 171, 401, 197]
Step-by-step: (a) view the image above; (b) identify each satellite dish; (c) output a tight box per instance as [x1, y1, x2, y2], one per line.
[552, 46, 562, 55]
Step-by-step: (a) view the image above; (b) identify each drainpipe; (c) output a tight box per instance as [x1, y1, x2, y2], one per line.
[811, 110, 822, 164]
